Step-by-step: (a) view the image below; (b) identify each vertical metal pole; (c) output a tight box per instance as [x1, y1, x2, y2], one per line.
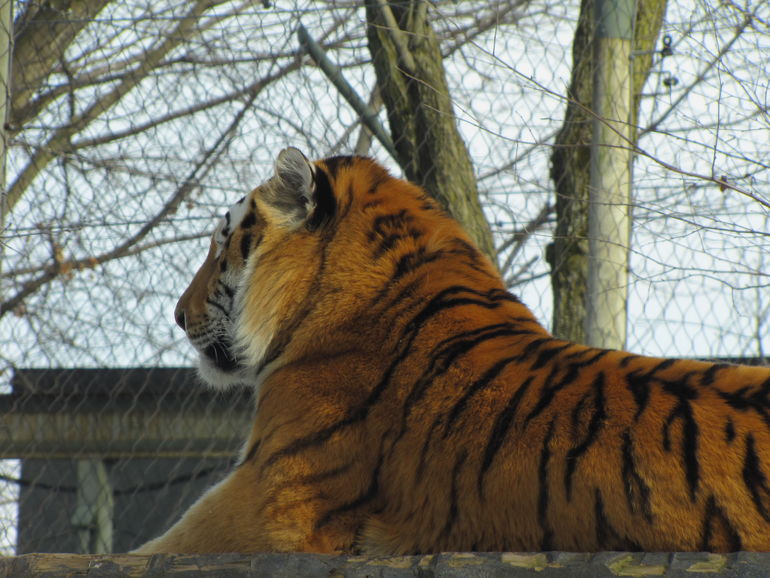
[585, 0, 634, 349]
[0, 0, 11, 286]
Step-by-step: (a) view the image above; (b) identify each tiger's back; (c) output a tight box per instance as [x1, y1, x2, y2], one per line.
[136, 148, 770, 554]
[363, 342, 770, 553]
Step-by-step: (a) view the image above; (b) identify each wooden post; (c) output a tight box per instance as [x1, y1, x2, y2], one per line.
[71, 460, 114, 554]
[585, 0, 634, 349]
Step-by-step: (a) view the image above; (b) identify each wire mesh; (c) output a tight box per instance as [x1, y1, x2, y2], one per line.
[0, 0, 768, 554]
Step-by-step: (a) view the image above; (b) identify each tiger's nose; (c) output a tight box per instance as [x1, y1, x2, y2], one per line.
[174, 306, 186, 331]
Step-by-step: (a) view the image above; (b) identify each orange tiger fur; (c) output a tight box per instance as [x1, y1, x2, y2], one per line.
[135, 148, 770, 554]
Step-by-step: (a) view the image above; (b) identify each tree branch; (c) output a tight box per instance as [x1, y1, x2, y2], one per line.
[2, 59, 267, 319]
[640, 15, 752, 138]
[6, 0, 215, 214]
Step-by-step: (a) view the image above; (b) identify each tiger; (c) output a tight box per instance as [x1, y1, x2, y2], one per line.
[135, 147, 770, 555]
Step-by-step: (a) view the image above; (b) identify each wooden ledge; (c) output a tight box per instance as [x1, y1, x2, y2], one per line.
[2, 551, 769, 577]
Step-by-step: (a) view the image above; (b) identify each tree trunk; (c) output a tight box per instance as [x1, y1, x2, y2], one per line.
[365, 0, 498, 268]
[549, 0, 667, 342]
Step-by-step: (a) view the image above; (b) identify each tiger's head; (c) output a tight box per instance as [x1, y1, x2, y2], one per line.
[175, 147, 474, 389]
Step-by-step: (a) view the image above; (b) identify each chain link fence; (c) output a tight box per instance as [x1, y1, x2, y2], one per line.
[0, 0, 768, 555]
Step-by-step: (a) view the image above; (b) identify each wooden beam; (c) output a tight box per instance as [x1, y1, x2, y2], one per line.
[0, 398, 252, 459]
[2, 368, 253, 459]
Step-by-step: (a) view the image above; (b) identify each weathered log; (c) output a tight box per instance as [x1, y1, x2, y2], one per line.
[0, 551, 766, 577]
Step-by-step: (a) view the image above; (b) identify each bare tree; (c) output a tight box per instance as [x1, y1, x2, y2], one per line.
[0, 1, 527, 361]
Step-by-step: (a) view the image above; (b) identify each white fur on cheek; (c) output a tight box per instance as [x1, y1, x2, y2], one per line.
[232, 247, 280, 373]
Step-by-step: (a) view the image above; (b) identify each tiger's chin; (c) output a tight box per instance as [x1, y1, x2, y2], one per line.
[197, 355, 253, 389]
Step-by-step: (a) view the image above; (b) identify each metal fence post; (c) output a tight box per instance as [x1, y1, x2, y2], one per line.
[585, 0, 634, 349]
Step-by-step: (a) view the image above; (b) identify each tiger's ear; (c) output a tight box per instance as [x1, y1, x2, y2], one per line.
[264, 147, 315, 226]
[267, 147, 335, 231]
